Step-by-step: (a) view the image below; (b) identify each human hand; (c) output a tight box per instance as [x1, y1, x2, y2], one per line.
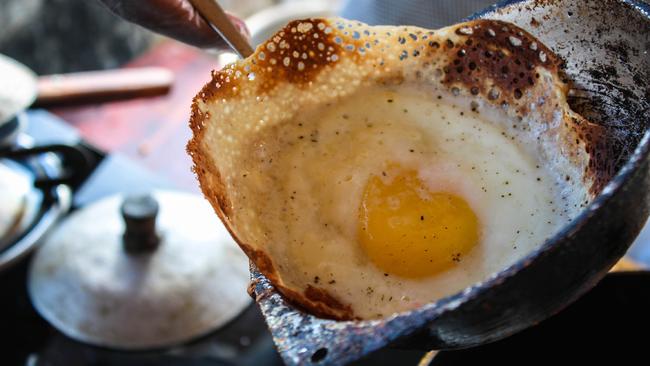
[98, 0, 249, 49]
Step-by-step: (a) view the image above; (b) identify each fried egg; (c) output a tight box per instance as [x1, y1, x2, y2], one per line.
[188, 18, 604, 319]
[239, 84, 568, 318]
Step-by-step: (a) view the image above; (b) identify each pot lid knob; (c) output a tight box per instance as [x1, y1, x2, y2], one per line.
[121, 194, 160, 253]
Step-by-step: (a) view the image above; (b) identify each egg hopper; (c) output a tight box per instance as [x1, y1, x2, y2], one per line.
[224, 0, 650, 364]
[28, 190, 251, 350]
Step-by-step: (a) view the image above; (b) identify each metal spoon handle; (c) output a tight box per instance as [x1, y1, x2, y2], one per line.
[189, 0, 254, 58]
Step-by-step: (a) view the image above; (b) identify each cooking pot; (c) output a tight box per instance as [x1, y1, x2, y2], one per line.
[244, 0, 650, 364]
[0, 113, 93, 271]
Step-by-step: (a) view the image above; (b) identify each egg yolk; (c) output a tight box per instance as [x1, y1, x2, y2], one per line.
[358, 167, 479, 278]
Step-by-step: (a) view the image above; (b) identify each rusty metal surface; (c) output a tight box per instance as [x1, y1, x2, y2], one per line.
[480, 0, 649, 180]
[249, 1, 650, 364]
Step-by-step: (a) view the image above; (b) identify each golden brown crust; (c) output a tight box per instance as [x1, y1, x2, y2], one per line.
[275, 285, 356, 320]
[188, 18, 608, 319]
[304, 285, 356, 319]
[571, 113, 612, 195]
[443, 20, 561, 103]
[189, 91, 355, 320]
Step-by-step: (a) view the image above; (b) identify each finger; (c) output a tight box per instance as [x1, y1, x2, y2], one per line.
[226, 12, 251, 41]
[177, 0, 228, 48]
[98, 0, 249, 49]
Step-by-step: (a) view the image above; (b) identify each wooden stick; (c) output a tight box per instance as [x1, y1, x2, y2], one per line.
[188, 0, 254, 58]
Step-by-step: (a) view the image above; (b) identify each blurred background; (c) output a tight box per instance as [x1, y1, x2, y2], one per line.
[1, 0, 503, 73]
[0, 0, 499, 196]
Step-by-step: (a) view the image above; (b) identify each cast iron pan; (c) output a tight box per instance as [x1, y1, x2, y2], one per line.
[246, 0, 650, 364]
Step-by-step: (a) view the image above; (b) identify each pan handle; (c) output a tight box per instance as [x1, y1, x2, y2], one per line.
[33, 67, 174, 107]
[0, 144, 94, 189]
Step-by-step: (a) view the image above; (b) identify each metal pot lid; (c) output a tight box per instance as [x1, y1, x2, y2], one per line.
[28, 190, 251, 350]
[0, 54, 37, 126]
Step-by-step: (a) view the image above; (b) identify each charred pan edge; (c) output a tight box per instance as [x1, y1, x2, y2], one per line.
[188, 17, 609, 319]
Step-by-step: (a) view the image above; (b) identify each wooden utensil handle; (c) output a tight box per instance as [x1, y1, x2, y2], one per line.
[34, 67, 174, 107]
[189, 0, 254, 58]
